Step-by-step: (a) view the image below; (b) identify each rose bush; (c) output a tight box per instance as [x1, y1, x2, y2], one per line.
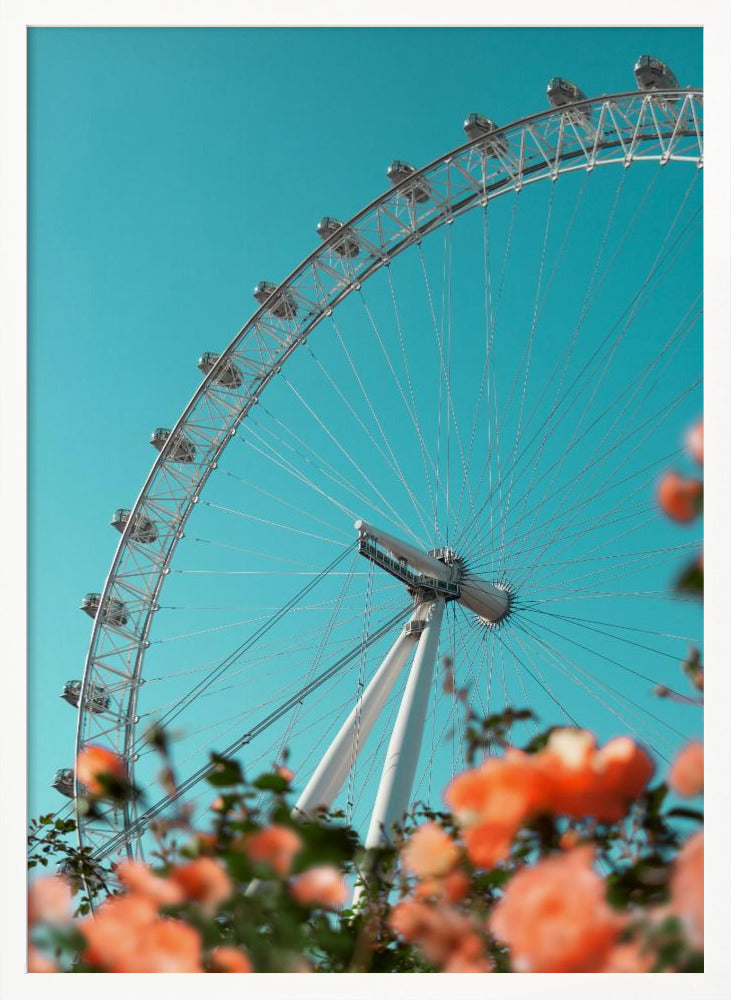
[27, 419, 703, 973]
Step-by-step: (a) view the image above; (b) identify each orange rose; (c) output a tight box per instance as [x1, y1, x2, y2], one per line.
[402, 822, 460, 879]
[670, 831, 703, 950]
[445, 750, 549, 866]
[390, 898, 486, 969]
[116, 860, 185, 907]
[669, 741, 703, 798]
[171, 857, 232, 913]
[289, 866, 347, 909]
[27, 874, 73, 926]
[28, 944, 57, 973]
[113, 918, 203, 973]
[541, 730, 653, 822]
[76, 744, 126, 795]
[489, 847, 623, 972]
[685, 420, 703, 465]
[80, 893, 158, 970]
[657, 472, 702, 523]
[209, 946, 253, 972]
[597, 940, 655, 972]
[244, 824, 302, 876]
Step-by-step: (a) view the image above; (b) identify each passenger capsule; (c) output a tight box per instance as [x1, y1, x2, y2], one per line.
[150, 427, 196, 464]
[197, 352, 244, 389]
[634, 55, 679, 91]
[463, 114, 509, 157]
[386, 160, 431, 203]
[253, 281, 298, 320]
[52, 768, 75, 798]
[546, 77, 588, 110]
[111, 508, 158, 544]
[61, 680, 111, 713]
[316, 217, 360, 258]
[81, 592, 129, 627]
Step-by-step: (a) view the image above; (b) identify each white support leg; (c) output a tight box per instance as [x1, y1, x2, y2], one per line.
[363, 597, 445, 849]
[292, 621, 418, 818]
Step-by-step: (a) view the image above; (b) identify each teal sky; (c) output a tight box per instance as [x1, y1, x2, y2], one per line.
[28, 27, 703, 832]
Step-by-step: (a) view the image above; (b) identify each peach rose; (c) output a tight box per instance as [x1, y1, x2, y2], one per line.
[489, 847, 623, 972]
[171, 857, 232, 912]
[80, 893, 158, 970]
[445, 750, 549, 866]
[414, 867, 471, 904]
[28, 874, 73, 926]
[209, 945, 253, 972]
[670, 831, 703, 950]
[402, 822, 460, 879]
[116, 860, 185, 907]
[541, 730, 653, 822]
[28, 944, 57, 973]
[598, 940, 655, 972]
[685, 420, 703, 465]
[390, 898, 485, 969]
[113, 918, 203, 973]
[76, 744, 126, 795]
[657, 472, 702, 523]
[669, 741, 703, 798]
[289, 865, 347, 909]
[244, 824, 302, 876]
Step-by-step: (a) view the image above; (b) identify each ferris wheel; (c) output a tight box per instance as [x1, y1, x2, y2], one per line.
[56, 57, 703, 876]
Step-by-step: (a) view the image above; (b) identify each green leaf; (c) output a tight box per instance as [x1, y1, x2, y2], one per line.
[253, 773, 289, 793]
[207, 754, 243, 787]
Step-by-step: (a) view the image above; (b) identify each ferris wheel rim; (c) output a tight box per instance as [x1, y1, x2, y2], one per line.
[72, 87, 704, 864]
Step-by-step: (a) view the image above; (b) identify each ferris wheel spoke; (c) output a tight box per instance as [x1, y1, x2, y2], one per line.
[240, 415, 408, 538]
[506, 299, 701, 568]
[327, 311, 434, 545]
[507, 618, 675, 758]
[519, 539, 701, 592]
[503, 390, 693, 582]
[510, 613, 685, 752]
[218, 469, 353, 539]
[498, 182, 556, 574]
[519, 540, 701, 599]
[198, 499, 347, 547]
[458, 192, 701, 559]
[492, 627, 579, 727]
[303, 335, 435, 541]
[511, 393, 697, 587]
[516, 603, 697, 665]
[504, 215, 701, 560]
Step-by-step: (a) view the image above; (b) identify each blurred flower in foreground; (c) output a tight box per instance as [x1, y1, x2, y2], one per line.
[28, 874, 73, 927]
[445, 729, 653, 868]
[76, 745, 127, 796]
[685, 419, 703, 465]
[657, 472, 703, 523]
[669, 741, 703, 798]
[116, 860, 185, 907]
[289, 866, 348, 910]
[208, 946, 253, 972]
[670, 831, 703, 951]
[243, 824, 302, 876]
[171, 857, 232, 914]
[489, 847, 623, 972]
[402, 822, 460, 880]
[390, 897, 492, 972]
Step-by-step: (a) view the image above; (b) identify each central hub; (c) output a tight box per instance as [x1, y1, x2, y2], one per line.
[354, 519, 512, 625]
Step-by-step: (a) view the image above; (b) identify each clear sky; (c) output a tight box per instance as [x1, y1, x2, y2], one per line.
[28, 26, 703, 834]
